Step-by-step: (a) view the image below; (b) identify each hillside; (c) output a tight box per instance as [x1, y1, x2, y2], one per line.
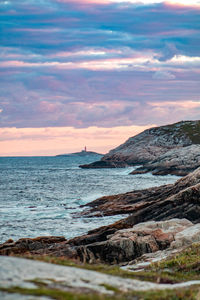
[80, 120, 200, 175]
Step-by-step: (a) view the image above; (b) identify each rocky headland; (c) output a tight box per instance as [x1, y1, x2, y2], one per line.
[80, 120, 200, 176]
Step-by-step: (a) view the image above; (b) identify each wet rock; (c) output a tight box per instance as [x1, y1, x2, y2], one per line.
[0, 236, 67, 256]
[79, 160, 128, 169]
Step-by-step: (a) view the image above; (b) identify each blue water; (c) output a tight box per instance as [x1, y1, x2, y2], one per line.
[0, 156, 179, 243]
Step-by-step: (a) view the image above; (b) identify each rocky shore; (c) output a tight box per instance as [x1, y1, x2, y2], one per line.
[1, 154, 200, 299]
[1, 167, 200, 265]
[80, 120, 200, 176]
[80, 166, 200, 218]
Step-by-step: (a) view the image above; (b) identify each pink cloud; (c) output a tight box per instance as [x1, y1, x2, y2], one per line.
[0, 125, 154, 156]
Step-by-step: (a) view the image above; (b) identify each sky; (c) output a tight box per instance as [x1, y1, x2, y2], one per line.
[0, 0, 200, 156]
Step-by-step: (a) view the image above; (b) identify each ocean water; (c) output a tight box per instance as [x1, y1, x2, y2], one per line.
[0, 156, 179, 243]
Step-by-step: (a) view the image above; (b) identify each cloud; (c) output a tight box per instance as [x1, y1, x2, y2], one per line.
[152, 70, 176, 79]
[0, 0, 200, 135]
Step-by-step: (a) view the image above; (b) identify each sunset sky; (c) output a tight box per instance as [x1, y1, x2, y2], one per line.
[0, 0, 200, 156]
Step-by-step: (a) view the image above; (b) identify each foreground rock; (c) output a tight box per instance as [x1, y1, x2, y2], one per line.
[1, 256, 200, 299]
[75, 219, 195, 264]
[80, 166, 200, 218]
[80, 120, 200, 175]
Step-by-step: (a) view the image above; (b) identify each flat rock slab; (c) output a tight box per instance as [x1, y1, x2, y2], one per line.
[1, 256, 200, 299]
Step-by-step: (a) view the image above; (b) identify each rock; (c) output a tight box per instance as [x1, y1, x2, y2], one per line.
[2, 256, 200, 296]
[75, 219, 193, 264]
[81, 120, 200, 175]
[121, 248, 180, 272]
[130, 219, 193, 234]
[131, 144, 200, 176]
[80, 160, 128, 168]
[0, 219, 200, 265]
[0, 236, 68, 256]
[171, 223, 200, 248]
[80, 167, 200, 219]
[1, 169, 200, 265]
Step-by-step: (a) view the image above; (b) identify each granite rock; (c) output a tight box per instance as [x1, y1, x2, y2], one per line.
[80, 120, 200, 176]
[74, 219, 193, 264]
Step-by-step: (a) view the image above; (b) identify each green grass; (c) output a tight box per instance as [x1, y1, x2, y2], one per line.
[1, 284, 199, 300]
[181, 122, 200, 144]
[148, 243, 200, 283]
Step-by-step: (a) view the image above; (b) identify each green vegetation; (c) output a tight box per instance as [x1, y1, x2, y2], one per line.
[164, 120, 200, 144]
[1, 284, 199, 300]
[149, 243, 200, 282]
[181, 122, 200, 144]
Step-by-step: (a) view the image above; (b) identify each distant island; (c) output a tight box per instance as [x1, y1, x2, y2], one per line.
[56, 147, 103, 157]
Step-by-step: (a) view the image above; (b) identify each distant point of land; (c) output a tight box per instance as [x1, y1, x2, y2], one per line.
[56, 148, 103, 157]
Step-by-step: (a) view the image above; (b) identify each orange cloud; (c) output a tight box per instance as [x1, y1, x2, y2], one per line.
[0, 125, 155, 156]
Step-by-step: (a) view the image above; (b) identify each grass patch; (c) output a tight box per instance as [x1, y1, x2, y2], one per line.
[181, 122, 200, 144]
[163, 120, 200, 144]
[148, 243, 200, 283]
[100, 283, 120, 293]
[1, 285, 199, 300]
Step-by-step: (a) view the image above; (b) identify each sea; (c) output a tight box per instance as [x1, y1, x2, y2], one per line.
[0, 155, 179, 243]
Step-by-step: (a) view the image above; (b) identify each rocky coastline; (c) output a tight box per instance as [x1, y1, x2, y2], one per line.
[1, 168, 200, 264]
[80, 120, 200, 176]
[1, 123, 200, 299]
